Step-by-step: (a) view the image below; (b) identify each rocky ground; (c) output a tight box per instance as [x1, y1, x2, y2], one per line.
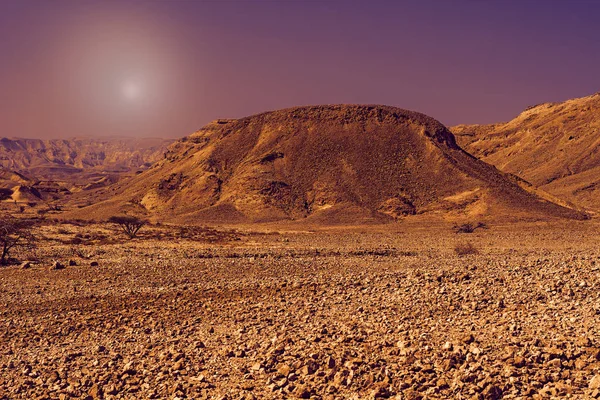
[1, 221, 600, 399]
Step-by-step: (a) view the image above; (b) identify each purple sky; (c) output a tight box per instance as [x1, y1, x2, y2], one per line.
[1, 0, 599, 139]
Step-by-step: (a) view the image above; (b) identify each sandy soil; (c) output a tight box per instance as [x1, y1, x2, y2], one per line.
[1, 221, 600, 399]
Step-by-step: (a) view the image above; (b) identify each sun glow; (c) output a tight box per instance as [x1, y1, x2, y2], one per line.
[122, 81, 141, 100]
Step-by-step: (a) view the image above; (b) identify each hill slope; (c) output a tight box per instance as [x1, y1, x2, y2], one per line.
[66, 105, 587, 223]
[452, 93, 600, 211]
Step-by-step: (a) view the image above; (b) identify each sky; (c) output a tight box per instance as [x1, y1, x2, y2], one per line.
[0, 0, 599, 139]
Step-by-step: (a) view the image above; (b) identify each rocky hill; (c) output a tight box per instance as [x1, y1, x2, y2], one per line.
[452, 93, 600, 211]
[65, 105, 586, 224]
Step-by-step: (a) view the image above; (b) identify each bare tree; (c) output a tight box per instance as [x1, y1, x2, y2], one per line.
[108, 215, 148, 239]
[0, 215, 34, 265]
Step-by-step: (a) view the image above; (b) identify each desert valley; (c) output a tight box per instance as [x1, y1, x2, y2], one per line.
[2, 1, 600, 399]
[2, 95, 600, 399]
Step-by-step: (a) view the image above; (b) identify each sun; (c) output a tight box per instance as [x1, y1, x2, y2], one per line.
[122, 81, 141, 100]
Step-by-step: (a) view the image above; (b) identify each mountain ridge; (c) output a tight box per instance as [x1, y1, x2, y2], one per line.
[452, 92, 600, 211]
[62, 104, 587, 224]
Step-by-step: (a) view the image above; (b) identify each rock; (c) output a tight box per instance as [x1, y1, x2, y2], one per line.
[50, 261, 65, 270]
[370, 384, 390, 398]
[122, 361, 136, 375]
[48, 370, 60, 383]
[277, 364, 291, 376]
[482, 384, 502, 400]
[511, 356, 526, 368]
[172, 361, 184, 371]
[68, 260, 77, 266]
[250, 362, 262, 371]
[20, 261, 31, 269]
[88, 383, 103, 399]
[294, 384, 311, 399]
[90, 261, 99, 267]
[300, 361, 318, 375]
[105, 384, 118, 395]
[590, 375, 600, 389]
[462, 334, 475, 344]
[548, 358, 561, 368]
[325, 356, 336, 369]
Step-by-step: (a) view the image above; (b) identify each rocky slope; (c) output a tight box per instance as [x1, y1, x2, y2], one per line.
[452, 92, 600, 212]
[67, 105, 586, 223]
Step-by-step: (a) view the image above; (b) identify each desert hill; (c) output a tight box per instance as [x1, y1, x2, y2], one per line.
[452, 92, 600, 211]
[0, 168, 31, 188]
[65, 105, 587, 223]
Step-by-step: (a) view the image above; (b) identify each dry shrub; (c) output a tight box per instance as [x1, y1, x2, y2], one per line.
[454, 241, 479, 256]
[144, 225, 241, 243]
[67, 232, 113, 245]
[453, 222, 487, 234]
[57, 227, 71, 235]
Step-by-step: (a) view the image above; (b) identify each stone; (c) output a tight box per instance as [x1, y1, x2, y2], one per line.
[172, 361, 184, 371]
[511, 356, 526, 368]
[300, 361, 318, 375]
[251, 362, 262, 371]
[294, 385, 311, 399]
[463, 334, 475, 344]
[88, 383, 103, 399]
[51, 261, 65, 270]
[20, 261, 31, 269]
[482, 384, 502, 400]
[370, 384, 390, 398]
[590, 375, 600, 389]
[548, 358, 561, 368]
[325, 356, 336, 369]
[277, 364, 291, 376]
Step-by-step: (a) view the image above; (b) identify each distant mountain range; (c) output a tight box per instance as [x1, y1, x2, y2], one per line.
[5, 93, 600, 224]
[0, 137, 173, 178]
[0, 137, 173, 207]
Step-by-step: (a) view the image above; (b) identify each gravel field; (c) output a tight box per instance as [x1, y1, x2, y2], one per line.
[1, 222, 600, 399]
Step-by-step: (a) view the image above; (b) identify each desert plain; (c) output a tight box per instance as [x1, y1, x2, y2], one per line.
[2, 219, 600, 400]
[2, 1, 600, 399]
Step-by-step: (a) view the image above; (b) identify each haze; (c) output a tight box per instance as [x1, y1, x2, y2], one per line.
[1, 0, 599, 139]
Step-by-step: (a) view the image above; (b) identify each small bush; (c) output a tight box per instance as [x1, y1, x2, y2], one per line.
[453, 222, 488, 234]
[108, 215, 148, 239]
[454, 241, 479, 256]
